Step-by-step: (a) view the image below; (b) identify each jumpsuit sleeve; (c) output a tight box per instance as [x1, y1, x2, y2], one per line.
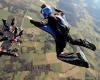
[30, 19, 56, 38]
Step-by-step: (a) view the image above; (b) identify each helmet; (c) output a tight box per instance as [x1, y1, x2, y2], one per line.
[41, 6, 52, 16]
[9, 26, 14, 32]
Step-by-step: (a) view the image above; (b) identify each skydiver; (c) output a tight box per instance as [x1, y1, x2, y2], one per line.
[26, 4, 96, 61]
[40, 4, 96, 53]
[0, 17, 23, 57]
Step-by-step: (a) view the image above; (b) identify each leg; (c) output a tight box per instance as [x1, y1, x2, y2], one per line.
[14, 27, 17, 37]
[67, 34, 96, 51]
[55, 39, 79, 61]
[11, 18, 15, 26]
[18, 30, 23, 37]
[55, 39, 66, 57]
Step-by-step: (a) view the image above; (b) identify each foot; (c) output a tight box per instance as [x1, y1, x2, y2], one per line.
[14, 52, 19, 57]
[79, 60, 90, 68]
[25, 15, 32, 20]
[76, 52, 88, 62]
[82, 39, 96, 51]
[61, 51, 74, 56]
[58, 52, 78, 61]
[11, 48, 19, 57]
[12, 52, 19, 57]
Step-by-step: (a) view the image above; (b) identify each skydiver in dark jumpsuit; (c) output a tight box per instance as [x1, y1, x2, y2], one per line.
[26, 4, 96, 60]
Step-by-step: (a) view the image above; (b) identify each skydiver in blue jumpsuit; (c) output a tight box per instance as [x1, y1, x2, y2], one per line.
[26, 4, 96, 61]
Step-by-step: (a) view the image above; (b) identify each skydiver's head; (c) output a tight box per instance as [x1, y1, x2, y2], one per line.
[41, 4, 52, 19]
[9, 26, 14, 32]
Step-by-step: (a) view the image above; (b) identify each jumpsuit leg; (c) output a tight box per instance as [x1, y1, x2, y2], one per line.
[18, 30, 23, 37]
[55, 39, 66, 57]
[67, 34, 96, 51]
[11, 18, 15, 26]
[14, 27, 17, 37]
[55, 38, 78, 61]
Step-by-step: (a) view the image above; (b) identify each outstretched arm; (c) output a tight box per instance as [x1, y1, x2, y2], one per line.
[25, 15, 44, 27]
[30, 20, 45, 27]
[25, 15, 56, 38]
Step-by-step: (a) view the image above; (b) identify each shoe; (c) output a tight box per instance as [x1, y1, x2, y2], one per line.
[15, 52, 19, 57]
[13, 52, 19, 57]
[58, 52, 78, 61]
[11, 48, 19, 57]
[61, 51, 74, 56]
[83, 39, 96, 51]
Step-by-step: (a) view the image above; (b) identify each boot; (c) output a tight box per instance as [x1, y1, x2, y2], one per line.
[80, 39, 96, 51]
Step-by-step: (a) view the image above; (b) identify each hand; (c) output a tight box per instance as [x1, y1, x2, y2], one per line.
[41, 19, 48, 24]
[25, 15, 32, 20]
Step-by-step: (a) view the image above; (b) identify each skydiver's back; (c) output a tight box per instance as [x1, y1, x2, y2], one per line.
[47, 14, 69, 37]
